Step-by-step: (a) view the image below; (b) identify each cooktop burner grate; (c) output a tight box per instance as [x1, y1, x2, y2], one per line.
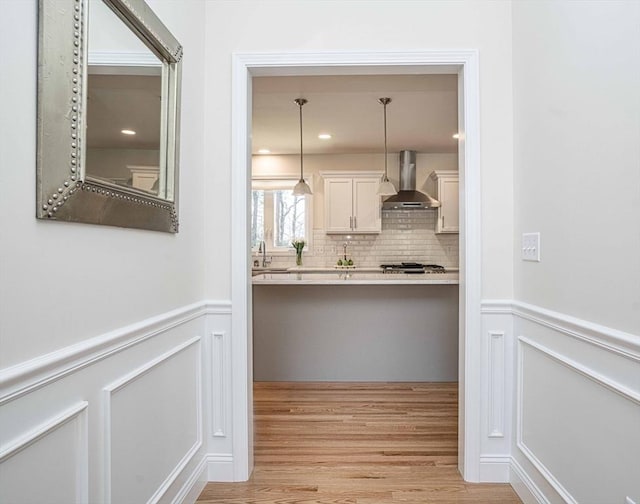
[380, 263, 446, 274]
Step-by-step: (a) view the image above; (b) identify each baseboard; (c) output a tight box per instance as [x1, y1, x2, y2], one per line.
[172, 454, 208, 504]
[510, 457, 549, 504]
[206, 453, 235, 482]
[479, 455, 510, 482]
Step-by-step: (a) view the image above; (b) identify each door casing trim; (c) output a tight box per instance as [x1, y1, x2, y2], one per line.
[230, 50, 482, 481]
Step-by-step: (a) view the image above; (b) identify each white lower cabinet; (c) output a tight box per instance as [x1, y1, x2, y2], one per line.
[428, 170, 459, 233]
[322, 172, 382, 234]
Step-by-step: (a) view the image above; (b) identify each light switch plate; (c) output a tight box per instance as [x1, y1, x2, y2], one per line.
[522, 232, 541, 262]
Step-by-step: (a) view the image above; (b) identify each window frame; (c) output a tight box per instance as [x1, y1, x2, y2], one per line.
[251, 176, 313, 255]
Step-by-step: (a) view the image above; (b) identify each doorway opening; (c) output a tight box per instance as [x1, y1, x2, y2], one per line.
[230, 51, 481, 482]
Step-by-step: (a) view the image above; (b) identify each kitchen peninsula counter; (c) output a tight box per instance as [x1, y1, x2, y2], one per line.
[252, 270, 459, 285]
[253, 277, 459, 381]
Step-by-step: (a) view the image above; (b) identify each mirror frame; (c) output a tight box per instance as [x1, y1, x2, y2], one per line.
[36, 0, 182, 233]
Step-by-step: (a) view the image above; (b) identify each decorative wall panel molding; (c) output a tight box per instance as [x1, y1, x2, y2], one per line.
[487, 331, 506, 438]
[169, 454, 208, 504]
[482, 300, 640, 360]
[520, 336, 640, 405]
[480, 299, 514, 315]
[210, 332, 228, 437]
[0, 402, 88, 503]
[516, 339, 578, 504]
[479, 307, 512, 483]
[516, 334, 640, 504]
[0, 298, 237, 503]
[509, 456, 551, 504]
[482, 299, 640, 502]
[204, 300, 232, 315]
[103, 337, 202, 504]
[0, 301, 211, 405]
[149, 435, 202, 504]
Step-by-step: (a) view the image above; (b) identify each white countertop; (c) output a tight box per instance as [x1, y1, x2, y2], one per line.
[252, 266, 380, 274]
[252, 271, 459, 285]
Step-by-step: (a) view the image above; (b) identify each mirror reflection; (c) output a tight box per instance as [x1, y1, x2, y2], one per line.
[86, 0, 167, 198]
[36, 0, 182, 232]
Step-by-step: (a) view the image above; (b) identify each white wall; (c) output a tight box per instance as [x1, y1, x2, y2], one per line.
[0, 1, 214, 502]
[509, 1, 640, 502]
[512, 0, 640, 334]
[204, 0, 514, 301]
[0, 0, 207, 368]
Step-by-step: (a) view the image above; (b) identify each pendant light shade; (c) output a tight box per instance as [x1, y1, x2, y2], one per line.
[292, 98, 312, 196]
[378, 179, 397, 196]
[377, 97, 397, 196]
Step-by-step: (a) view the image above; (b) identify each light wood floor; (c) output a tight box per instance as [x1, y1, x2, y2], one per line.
[197, 382, 522, 503]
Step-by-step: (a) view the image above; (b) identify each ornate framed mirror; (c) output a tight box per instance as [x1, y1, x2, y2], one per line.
[37, 0, 182, 232]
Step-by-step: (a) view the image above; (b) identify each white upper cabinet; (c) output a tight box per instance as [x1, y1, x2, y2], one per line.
[428, 171, 459, 234]
[322, 172, 382, 234]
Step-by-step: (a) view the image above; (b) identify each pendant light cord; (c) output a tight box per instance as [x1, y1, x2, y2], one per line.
[295, 98, 307, 182]
[383, 101, 388, 180]
[379, 97, 391, 182]
[299, 101, 304, 181]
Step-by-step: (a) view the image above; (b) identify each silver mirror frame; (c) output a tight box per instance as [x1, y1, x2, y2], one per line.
[36, 0, 182, 233]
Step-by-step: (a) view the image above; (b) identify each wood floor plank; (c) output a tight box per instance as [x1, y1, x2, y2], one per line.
[197, 382, 522, 503]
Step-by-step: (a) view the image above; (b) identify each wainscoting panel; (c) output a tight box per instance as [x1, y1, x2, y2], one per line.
[104, 337, 202, 504]
[479, 305, 513, 481]
[0, 402, 88, 503]
[482, 300, 640, 502]
[513, 305, 640, 504]
[0, 301, 222, 504]
[204, 303, 234, 481]
[488, 331, 506, 438]
[211, 332, 227, 438]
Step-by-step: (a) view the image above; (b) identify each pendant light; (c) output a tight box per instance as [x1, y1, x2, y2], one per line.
[377, 97, 397, 196]
[292, 98, 312, 196]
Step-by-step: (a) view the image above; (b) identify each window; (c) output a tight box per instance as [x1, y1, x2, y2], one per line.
[251, 178, 311, 252]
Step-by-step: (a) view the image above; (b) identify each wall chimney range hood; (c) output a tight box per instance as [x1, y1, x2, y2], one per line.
[382, 150, 441, 210]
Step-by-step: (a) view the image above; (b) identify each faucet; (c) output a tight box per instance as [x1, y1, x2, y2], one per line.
[259, 241, 272, 268]
[342, 241, 354, 266]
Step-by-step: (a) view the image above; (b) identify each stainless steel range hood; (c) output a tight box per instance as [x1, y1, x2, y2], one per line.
[382, 150, 441, 210]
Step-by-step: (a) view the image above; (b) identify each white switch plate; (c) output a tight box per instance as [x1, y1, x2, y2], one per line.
[626, 497, 637, 504]
[522, 232, 541, 262]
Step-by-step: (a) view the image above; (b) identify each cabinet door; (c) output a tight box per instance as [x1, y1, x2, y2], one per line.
[352, 178, 381, 233]
[438, 178, 459, 233]
[324, 178, 353, 233]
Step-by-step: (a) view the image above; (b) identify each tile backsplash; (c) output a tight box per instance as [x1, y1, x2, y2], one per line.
[260, 210, 459, 269]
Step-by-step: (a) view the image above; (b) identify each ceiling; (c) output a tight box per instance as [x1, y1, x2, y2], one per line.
[86, 73, 161, 150]
[252, 74, 459, 156]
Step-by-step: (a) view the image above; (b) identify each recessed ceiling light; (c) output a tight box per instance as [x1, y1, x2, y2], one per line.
[257, 149, 271, 154]
[318, 133, 332, 140]
[452, 133, 460, 139]
[121, 129, 136, 135]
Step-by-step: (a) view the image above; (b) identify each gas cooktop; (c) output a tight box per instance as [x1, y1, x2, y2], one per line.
[380, 263, 446, 274]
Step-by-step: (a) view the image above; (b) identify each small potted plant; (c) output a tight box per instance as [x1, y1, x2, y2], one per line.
[291, 239, 305, 266]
